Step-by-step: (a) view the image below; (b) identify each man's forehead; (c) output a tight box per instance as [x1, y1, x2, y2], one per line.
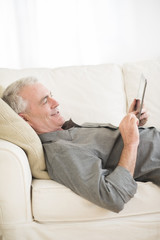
[22, 82, 48, 93]
[20, 83, 50, 100]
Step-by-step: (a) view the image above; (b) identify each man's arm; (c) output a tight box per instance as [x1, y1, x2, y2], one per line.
[118, 99, 148, 176]
[118, 113, 139, 176]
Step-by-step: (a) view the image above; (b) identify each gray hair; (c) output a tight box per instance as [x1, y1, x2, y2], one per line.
[2, 77, 38, 113]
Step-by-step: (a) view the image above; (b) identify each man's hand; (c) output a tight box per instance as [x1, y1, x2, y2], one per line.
[128, 99, 149, 126]
[118, 113, 139, 176]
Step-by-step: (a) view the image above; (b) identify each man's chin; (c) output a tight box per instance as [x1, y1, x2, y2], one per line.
[57, 115, 65, 126]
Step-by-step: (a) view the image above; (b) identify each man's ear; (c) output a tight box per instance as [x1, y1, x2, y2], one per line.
[18, 113, 29, 122]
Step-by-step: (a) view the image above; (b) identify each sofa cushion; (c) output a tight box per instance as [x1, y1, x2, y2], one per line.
[32, 180, 160, 222]
[50, 64, 126, 126]
[123, 60, 160, 129]
[0, 97, 49, 179]
[0, 64, 126, 126]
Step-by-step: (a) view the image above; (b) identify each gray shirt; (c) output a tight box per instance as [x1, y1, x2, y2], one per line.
[39, 120, 138, 212]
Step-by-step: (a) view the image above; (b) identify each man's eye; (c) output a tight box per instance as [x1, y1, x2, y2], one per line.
[43, 98, 48, 104]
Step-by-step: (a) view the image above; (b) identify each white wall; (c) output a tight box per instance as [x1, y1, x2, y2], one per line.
[0, 0, 160, 68]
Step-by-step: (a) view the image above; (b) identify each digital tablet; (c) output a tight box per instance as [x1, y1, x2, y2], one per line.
[135, 74, 147, 120]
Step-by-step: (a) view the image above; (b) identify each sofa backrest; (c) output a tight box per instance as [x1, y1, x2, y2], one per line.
[0, 64, 126, 126]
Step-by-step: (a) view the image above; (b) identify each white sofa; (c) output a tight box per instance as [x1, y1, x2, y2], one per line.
[0, 60, 160, 240]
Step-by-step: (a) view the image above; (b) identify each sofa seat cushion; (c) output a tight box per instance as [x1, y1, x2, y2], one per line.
[32, 179, 160, 222]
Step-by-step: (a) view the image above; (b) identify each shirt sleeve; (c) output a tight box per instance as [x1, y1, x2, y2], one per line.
[44, 141, 137, 213]
[101, 166, 137, 212]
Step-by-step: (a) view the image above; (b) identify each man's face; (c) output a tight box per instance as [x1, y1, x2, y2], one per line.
[19, 83, 65, 134]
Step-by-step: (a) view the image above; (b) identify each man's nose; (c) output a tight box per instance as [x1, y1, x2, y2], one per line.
[49, 97, 59, 108]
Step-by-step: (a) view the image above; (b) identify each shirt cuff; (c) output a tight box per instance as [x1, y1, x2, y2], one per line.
[105, 165, 137, 203]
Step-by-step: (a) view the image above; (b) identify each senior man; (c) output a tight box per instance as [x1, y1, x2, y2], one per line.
[2, 77, 160, 213]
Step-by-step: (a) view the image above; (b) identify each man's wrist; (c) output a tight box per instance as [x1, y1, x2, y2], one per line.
[123, 143, 139, 150]
[118, 144, 138, 176]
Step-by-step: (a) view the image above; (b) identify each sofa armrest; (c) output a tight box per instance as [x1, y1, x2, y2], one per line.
[0, 140, 32, 224]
